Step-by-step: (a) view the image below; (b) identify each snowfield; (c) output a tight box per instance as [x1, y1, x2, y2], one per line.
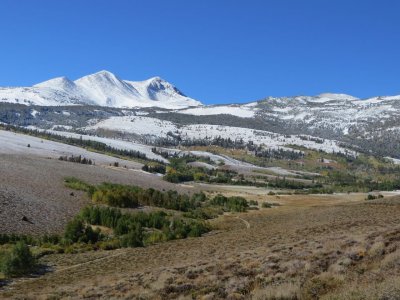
[38, 130, 169, 163]
[385, 157, 400, 165]
[254, 94, 400, 135]
[24, 128, 263, 168]
[85, 116, 356, 155]
[0, 130, 142, 169]
[177, 104, 257, 118]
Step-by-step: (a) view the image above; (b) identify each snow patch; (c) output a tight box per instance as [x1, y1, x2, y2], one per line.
[178, 105, 257, 118]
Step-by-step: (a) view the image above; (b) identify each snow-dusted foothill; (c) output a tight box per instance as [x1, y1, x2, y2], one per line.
[0, 130, 142, 169]
[85, 115, 355, 155]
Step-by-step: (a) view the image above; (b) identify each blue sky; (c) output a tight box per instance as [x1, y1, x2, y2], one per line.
[0, 0, 399, 104]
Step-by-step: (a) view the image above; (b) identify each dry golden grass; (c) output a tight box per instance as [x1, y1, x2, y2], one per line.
[2, 192, 400, 299]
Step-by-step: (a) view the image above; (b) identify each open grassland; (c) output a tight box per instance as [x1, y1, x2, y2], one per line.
[2, 191, 400, 299]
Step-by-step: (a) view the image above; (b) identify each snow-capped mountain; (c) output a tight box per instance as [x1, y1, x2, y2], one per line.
[0, 71, 202, 109]
[2, 71, 400, 157]
[254, 93, 400, 136]
[170, 92, 400, 157]
[177, 92, 400, 135]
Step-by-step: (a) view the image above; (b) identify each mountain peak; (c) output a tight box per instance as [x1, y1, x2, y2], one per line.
[147, 76, 163, 82]
[75, 70, 122, 84]
[0, 71, 202, 109]
[33, 76, 76, 90]
[139, 76, 186, 97]
[93, 70, 117, 77]
[96, 70, 114, 75]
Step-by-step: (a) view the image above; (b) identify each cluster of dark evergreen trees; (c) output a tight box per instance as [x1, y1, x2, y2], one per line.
[298, 135, 325, 144]
[59, 155, 94, 165]
[148, 134, 254, 149]
[254, 148, 304, 160]
[141, 163, 166, 174]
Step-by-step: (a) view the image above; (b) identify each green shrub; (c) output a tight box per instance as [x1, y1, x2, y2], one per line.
[142, 163, 166, 174]
[366, 194, 384, 200]
[188, 222, 210, 237]
[183, 207, 223, 220]
[120, 224, 144, 247]
[144, 231, 167, 245]
[67, 179, 201, 212]
[191, 192, 207, 202]
[164, 170, 194, 183]
[262, 202, 272, 208]
[193, 172, 208, 181]
[1, 241, 36, 277]
[249, 200, 258, 206]
[64, 218, 102, 244]
[64, 177, 93, 193]
[210, 194, 249, 212]
[97, 239, 121, 250]
[92, 184, 139, 208]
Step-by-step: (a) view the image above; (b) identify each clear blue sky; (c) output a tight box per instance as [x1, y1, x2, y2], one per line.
[1, 0, 399, 104]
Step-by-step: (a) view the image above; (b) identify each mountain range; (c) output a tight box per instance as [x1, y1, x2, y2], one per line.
[0, 70, 201, 109]
[1, 70, 400, 112]
[1, 70, 400, 158]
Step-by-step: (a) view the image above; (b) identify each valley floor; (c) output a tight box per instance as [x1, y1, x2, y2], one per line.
[1, 185, 400, 298]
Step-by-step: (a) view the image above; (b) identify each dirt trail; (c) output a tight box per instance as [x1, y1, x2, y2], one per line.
[236, 216, 251, 229]
[55, 249, 130, 273]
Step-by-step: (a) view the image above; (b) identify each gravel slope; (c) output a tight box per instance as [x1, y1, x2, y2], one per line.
[0, 129, 295, 234]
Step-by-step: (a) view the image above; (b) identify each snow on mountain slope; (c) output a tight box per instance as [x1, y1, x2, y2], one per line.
[0, 129, 142, 169]
[85, 115, 355, 155]
[74, 71, 144, 107]
[24, 127, 256, 167]
[173, 93, 400, 125]
[23, 127, 169, 163]
[241, 94, 400, 135]
[149, 94, 398, 137]
[177, 103, 257, 118]
[2, 70, 400, 130]
[34, 76, 78, 92]
[0, 71, 202, 109]
[0, 86, 86, 106]
[125, 77, 201, 108]
[316, 93, 359, 101]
